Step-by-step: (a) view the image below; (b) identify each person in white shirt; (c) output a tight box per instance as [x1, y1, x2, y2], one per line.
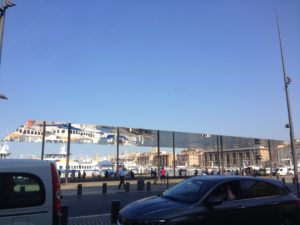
[118, 166, 126, 189]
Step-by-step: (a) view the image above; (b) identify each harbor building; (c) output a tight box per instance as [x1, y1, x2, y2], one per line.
[275, 140, 300, 167]
[175, 146, 270, 169]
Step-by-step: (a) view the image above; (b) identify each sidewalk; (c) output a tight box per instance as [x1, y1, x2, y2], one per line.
[61, 178, 180, 196]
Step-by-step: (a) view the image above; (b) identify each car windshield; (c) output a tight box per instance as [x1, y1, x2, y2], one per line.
[162, 179, 214, 204]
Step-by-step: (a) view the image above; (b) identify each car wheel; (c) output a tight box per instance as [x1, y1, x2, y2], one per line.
[280, 216, 296, 225]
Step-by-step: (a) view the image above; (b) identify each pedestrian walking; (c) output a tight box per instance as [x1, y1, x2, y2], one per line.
[71, 170, 76, 181]
[118, 166, 126, 189]
[160, 167, 166, 184]
[150, 168, 154, 177]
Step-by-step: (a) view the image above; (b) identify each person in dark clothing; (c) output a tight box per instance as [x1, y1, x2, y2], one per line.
[150, 168, 154, 177]
[194, 169, 198, 176]
[130, 170, 135, 178]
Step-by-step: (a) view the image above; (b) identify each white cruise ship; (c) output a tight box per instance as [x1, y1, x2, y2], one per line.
[44, 144, 101, 178]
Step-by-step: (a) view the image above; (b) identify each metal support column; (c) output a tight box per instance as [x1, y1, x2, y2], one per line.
[116, 127, 120, 173]
[220, 136, 224, 173]
[268, 140, 273, 177]
[217, 136, 221, 173]
[157, 130, 160, 172]
[41, 121, 46, 160]
[65, 123, 71, 184]
[172, 131, 176, 177]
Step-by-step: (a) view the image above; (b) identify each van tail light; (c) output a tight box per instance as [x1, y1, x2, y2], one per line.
[51, 162, 62, 225]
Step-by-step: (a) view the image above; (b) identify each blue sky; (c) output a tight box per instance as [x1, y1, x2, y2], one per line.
[0, 0, 299, 156]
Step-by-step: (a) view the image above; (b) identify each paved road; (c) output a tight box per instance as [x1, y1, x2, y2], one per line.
[62, 179, 173, 225]
[62, 177, 300, 225]
[63, 191, 162, 216]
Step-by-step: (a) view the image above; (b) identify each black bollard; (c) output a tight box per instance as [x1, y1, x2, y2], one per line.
[102, 183, 107, 194]
[77, 184, 82, 196]
[125, 182, 130, 192]
[61, 205, 69, 225]
[282, 177, 286, 185]
[111, 200, 120, 224]
[137, 178, 145, 191]
[146, 181, 151, 191]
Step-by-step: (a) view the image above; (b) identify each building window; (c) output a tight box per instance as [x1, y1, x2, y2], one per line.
[226, 154, 230, 166]
[233, 153, 237, 164]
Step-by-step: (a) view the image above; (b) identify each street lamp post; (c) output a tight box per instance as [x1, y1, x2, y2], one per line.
[0, 0, 16, 100]
[0, 0, 15, 62]
[276, 14, 299, 197]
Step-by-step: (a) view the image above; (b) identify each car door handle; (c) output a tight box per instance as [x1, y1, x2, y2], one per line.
[270, 202, 279, 205]
[236, 205, 246, 209]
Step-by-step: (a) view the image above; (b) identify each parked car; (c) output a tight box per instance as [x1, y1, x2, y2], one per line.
[118, 176, 300, 225]
[0, 159, 62, 225]
[257, 168, 268, 176]
[265, 167, 277, 176]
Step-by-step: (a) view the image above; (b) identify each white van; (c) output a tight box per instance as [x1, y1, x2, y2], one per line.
[0, 159, 62, 225]
[276, 167, 288, 176]
[287, 167, 294, 175]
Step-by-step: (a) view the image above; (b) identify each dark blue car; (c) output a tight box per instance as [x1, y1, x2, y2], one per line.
[118, 176, 300, 225]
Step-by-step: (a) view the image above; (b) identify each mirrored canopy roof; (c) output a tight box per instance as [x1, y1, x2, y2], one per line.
[2, 120, 284, 150]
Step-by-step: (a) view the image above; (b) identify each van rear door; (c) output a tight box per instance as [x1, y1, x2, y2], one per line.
[0, 171, 52, 225]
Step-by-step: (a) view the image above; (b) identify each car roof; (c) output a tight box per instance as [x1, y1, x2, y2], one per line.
[189, 175, 285, 187]
[0, 159, 52, 169]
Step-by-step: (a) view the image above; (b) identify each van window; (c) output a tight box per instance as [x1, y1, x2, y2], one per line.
[0, 173, 45, 209]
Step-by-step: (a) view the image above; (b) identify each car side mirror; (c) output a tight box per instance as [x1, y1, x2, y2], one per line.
[206, 196, 223, 207]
